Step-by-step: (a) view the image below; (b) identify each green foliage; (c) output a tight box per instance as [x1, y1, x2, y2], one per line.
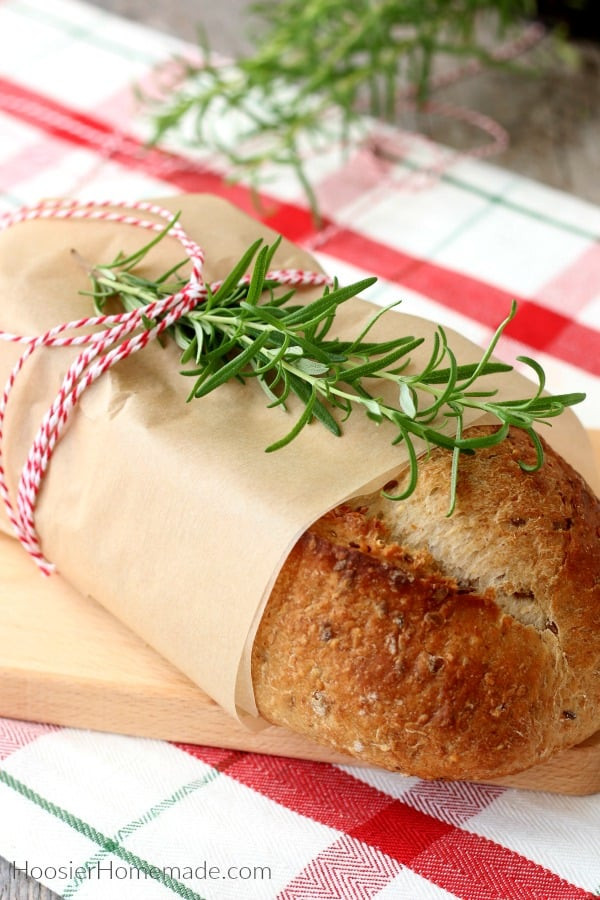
[145, 0, 536, 214]
[84, 219, 584, 513]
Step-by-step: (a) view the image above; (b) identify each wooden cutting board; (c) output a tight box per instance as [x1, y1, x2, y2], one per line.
[1, 431, 599, 795]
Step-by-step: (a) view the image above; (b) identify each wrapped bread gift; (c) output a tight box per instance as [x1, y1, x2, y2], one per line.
[0, 194, 598, 781]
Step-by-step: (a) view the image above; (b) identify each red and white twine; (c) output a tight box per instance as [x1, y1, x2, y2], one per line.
[0, 198, 332, 575]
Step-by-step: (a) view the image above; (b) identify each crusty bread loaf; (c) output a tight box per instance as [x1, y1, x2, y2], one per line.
[252, 425, 600, 780]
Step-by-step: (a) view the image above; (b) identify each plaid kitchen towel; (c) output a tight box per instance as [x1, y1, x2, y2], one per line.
[0, 1, 599, 898]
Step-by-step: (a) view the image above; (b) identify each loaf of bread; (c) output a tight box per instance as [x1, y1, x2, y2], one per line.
[252, 425, 600, 780]
[0, 197, 596, 780]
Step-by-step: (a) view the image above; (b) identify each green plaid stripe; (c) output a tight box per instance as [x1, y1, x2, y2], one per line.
[10, 0, 169, 65]
[0, 766, 209, 899]
[403, 160, 600, 242]
[0, 191, 24, 209]
[63, 766, 222, 898]
[445, 172, 599, 241]
[418, 183, 508, 259]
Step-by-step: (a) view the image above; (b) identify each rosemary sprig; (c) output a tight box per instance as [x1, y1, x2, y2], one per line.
[143, 0, 536, 217]
[82, 227, 585, 512]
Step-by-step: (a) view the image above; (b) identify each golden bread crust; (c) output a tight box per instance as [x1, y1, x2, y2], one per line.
[252, 426, 600, 779]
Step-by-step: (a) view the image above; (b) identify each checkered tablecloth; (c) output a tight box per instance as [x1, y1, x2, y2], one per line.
[0, 1, 599, 898]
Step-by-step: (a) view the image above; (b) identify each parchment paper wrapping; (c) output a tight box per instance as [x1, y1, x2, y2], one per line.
[0, 194, 598, 722]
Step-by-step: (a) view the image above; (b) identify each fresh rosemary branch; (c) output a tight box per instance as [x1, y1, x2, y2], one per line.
[143, 0, 535, 216]
[81, 225, 585, 512]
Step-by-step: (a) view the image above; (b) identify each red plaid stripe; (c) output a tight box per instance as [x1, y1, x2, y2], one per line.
[279, 833, 402, 899]
[319, 229, 600, 375]
[1, 76, 598, 377]
[537, 243, 600, 317]
[0, 75, 315, 235]
[403, 779, 505, 827]
[0, 717, 59, 760]
[174, 745, 594, 899]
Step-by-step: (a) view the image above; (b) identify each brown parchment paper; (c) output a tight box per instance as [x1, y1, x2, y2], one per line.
[0, 194, 598, 723]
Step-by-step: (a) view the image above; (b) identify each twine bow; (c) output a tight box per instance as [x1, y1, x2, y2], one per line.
[0, 198, 331, 574]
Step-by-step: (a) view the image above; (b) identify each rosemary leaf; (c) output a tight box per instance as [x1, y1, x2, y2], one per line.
[82, 223, 585, 511]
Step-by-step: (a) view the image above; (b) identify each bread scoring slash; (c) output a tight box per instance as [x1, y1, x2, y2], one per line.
[253, 425, 600, 780]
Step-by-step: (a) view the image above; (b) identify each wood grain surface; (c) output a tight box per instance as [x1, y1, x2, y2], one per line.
[1, 517, 599, 792]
